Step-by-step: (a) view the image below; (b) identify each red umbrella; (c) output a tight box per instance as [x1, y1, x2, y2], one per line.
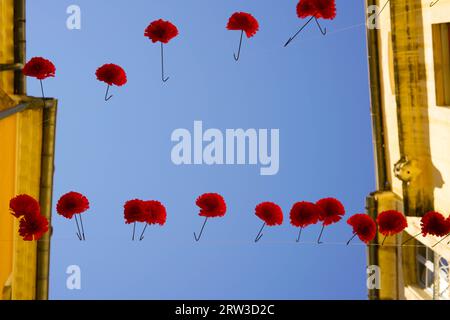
[9, 194, 49, 241]
[139, 200, 167, 241]
[56, 192, 90, 240]
[226, 12, 259, 61]
[22, 57, 55, 106]
[194, 193, 227, 241]
[9, 194, 40, 219]
[289, 201, 321, 242]
[346, 214, 377, 245]
[254, 202, 283, 242]
[144, 19, 179, 82]
[316, 197, 345, 243]
[18, 213, 49, 241]
[95, 63, 127, 101]
[124, 199, 148, 241]
[284, 0, 336, 47]
[376, 210, 407, 245]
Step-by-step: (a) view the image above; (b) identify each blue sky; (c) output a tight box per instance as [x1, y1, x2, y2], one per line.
[27, 0, 374, 299]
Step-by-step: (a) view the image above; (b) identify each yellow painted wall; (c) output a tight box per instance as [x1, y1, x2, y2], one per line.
[0, 0, 17, 298]
[11, 108, 43, 300]
[0, 116, 16, 298]
[422, 1, 450, 216]
[1, 0, 45, 300]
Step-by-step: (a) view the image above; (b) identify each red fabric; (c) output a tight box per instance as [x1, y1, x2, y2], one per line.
[376, 210, 407, 236]
[22, 57, 55, 80]
[227, 12, 260, 38]
[145, 200, 167, 225]
[289, 201, 322, 228]
[96, 64, 127, 86]
[316, 197, 345, 226]
[19, 213, 49, 241]
[255, 202, 283, 226]
[124, 199, 148, 224]
[296, 0, 337, 20]
[420, 211, 450, 237]
[56, 192, 90, 219]
[9, 194, 40, 219]
[347, 214, 377, 243]
[196, 193, 227, 218]
[144, 19, 179, 44]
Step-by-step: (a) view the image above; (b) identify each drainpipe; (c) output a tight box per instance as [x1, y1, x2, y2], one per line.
[366, 0, 389, 192]
[14, 0, 26, 95]
[36, 102, 57, 300]
[366, 195, 380, 300]
[365, 0, 389, 300]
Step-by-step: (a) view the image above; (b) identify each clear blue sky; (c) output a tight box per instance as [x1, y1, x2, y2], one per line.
[27, 0, 374, 299]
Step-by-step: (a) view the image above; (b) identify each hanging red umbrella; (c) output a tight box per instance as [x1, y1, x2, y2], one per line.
[9, 194, 49, 241]
[56, 192, 90, 241]
[19, 213, 49, 241]
[9, 194, 40, 219]
[289, 201, 322, 242]
[316, 197, 345, 243]
[124, 199, 148, 241]
[138, 200, 167, 241]
[284, 0, 336, 47]
[421, 211, 449, 236]
[254, 202, 283, 242]
[144, 19, 179, 82]
[226, 12, 259, 61]
[399, 211, 450, 247]
[194, 193, 227, 241]
[376, 210, 407, 245]
[22, 57, 55, 106]
[346, 214, 377, 245]
[95, 63, 127, 101]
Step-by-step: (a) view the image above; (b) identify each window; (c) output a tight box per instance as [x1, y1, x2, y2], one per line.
[416, 247, 450, 300]
[417, 247, 435, 295]
[438, 258, 449, 300]
[432, 23, 450, 106]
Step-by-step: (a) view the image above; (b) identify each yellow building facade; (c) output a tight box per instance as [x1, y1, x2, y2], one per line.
[366, 0, 450, 299]
[0, 0, 56, 300]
